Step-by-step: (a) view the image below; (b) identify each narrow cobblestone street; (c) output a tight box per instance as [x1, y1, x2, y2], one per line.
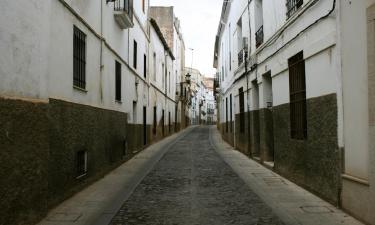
[109, 126, 284, 225]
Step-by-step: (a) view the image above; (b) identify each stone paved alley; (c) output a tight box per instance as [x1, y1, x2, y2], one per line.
[109, 126, 283, 225]
[37, 126, 364, 225]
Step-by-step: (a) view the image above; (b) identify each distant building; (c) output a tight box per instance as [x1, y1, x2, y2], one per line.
[214, 1, 375, 224]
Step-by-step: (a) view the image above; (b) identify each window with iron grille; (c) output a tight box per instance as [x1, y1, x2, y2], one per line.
[286, 0, 303, 18]
[226, 97, 228, 132]
[144, 54, 147, 78]
[76, 150, 87, 178]
[255, 25, 264, 48]
[153, 106, 157, 135]
[115, 61, 121, 101]
[230, 94, 233, 132]
[133, 40, 137, 69]
[239, 88, 245, 133]
[73, 26, 86, 89]
[288, 51, 307, 140]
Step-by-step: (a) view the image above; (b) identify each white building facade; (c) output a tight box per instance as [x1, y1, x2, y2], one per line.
[214, 0, 375, 224]
[0, 1, 186, 225]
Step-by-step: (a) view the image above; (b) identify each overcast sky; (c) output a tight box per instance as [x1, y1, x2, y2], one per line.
[150, 0, 222, 77]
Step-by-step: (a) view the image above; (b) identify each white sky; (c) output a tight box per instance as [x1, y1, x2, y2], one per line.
[150, 0, 222, 77]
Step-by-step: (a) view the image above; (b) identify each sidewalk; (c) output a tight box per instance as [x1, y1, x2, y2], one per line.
[37, 127, 195, 225]
[209, 126, 363, 225]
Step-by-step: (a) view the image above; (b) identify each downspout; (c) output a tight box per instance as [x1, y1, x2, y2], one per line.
[100, 0, 104, 102]
[246, 0, 252, 156]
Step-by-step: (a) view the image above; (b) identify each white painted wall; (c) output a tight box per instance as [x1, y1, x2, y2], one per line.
[0, 0, 184, 127]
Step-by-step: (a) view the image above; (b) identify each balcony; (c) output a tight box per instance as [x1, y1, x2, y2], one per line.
[108, 0, 134, 29]
[255, 25, 264, 48]
[286, 0, 303, 18]
[238, 49, 244, 67]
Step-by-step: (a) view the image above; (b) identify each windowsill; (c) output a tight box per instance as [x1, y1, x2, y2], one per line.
[342, 174, 370, 186]
[76, 173, 87, 180]
[73, 86, 88, 93]
[115, 100, 122, 104]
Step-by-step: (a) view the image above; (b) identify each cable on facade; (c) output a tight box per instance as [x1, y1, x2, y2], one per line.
[232, 0, 336, 87]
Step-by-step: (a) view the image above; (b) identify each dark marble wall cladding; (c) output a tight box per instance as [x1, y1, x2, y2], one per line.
[235, 113, 250, 156]
[220, 122, 235, 146]
[47, 99, 130, 208]
[219, 93, 340, 204]
[273, 93, 341, 204]
[259, 108, 274, 162]
[0, 98, 49, 225]
[0, 97, 183, 225]
[250, 110, 261, 157]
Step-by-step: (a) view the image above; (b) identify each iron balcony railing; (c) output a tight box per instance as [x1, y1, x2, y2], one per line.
[286, 0, 303, 18]
[112, 0, 133, 14]
[108, 0, 134, 28]
[255, 25, 264, 48]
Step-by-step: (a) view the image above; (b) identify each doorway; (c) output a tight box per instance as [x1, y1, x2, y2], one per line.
[143, 106, 147, 146]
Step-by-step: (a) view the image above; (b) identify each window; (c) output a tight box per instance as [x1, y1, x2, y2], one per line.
[168, 72, 171, 93]
[286, 0, 303, 18]
[230, 94, 233, 132]
[76, 150, 87, 178]
[153, 106, 157, 135]
[239, 88, 245, 133]
[115, 61, 122, 101]
[144, 54, 147, 78]
[168, 111, 171, 133]
[288, 51, 307, 140]
[133, 40, 137, 69]
[153, 53, 156, 81]
[73, 26, 86, 89]
[226, 97, 228, 132]
[162, 109, 165, 136]
[133, 101, 137, 123]
[142, 0, 145, 13]
[162, 63, 165, 88]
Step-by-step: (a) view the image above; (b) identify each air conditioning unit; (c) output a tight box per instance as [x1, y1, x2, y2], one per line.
[243, 37, 249, 51]
[243, 37, 249, 59]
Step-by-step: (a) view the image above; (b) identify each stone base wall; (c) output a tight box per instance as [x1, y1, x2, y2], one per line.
[273, 93, 341, 204]
[259, 109, 274, 162]
[221, 94, 341, 205]
[220, 122, 234, 146]
[0, 98, 49, 225]
[0, 97, 183, 225]
[234, 113, 250, 156]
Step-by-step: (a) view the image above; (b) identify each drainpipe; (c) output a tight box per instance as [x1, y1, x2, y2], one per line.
[246, 0, 252, 157]
[100, 0, 104, 102]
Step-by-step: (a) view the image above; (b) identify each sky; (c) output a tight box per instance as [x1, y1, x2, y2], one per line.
[150, 0, 222, 77]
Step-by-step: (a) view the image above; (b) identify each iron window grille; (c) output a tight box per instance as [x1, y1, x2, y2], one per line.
[144, 54, 147, 78]
[255, 25, 264, 48]
[133, 40, 137, 69]
[115, 61, 122, 101]
[288, 51, 307, 140]
[286, 0, 303, 18]
[226, 97, 229, 132]
[153, 106, 157, 136]
[239, 88, 245, 133]
[109, 0, 133, 17]
[73, 26, 86, 89]
[76, 150, 87, 178]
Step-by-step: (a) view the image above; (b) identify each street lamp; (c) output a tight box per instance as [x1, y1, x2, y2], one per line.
[185, 73, 191, 84]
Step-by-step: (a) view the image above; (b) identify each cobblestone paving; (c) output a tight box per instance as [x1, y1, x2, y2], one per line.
[109, 126, 284, 225]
